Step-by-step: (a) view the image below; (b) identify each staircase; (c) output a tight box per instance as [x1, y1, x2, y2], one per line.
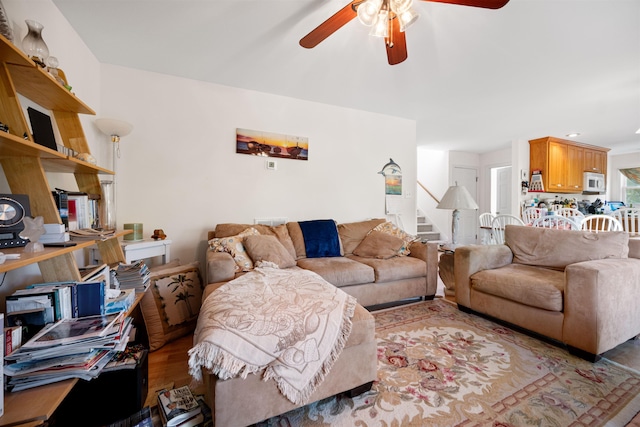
[416, 213, 440, 242]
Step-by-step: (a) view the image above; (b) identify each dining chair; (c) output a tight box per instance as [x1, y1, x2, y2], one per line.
[556, 208, 585, 221]
[531, 215, 580, 230]
[581, 215, 623, 233]
[612, 208, 640, 236]
[522, 207, 545, 225]
[478, 213, 495, 244]
[491, 214, 525, 244]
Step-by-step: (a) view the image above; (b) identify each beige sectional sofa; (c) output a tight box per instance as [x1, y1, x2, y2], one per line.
[199, 218, 438, 425]
[205, 218, 438, 307]
[454, 224, 640, 361]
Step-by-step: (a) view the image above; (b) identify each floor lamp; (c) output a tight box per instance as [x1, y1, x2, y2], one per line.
[436, 182, 478, 248]
[94, 118, 133, 230]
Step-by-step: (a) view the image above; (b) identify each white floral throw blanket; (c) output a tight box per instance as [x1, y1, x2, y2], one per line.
[188, 266, 356, 405]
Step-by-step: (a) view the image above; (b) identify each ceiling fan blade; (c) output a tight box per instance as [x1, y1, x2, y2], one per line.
[386, 18, 407, 65]
[300, 1, 359, 48]
[423, 0, 509, 9]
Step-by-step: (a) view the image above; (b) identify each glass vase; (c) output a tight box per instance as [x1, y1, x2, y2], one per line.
[22, 19, 49, 67]
[100, 180, 116, 230]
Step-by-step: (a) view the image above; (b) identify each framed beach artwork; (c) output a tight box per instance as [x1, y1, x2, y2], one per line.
[236, 128, 308, 161]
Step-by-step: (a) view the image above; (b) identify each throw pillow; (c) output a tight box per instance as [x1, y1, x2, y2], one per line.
[243, 235, 297, 269]
[371, 221, 418, 255]
[353, 230, 405, 259]
[208, 227, 259, 272]
[298, 219, 342, 258]
[140, 261, 204, 352]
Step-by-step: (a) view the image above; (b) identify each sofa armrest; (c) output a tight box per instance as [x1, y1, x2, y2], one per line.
[409, 241, 439, 297]
[564, 258, 640, 355]
[206, 251, 236, 284]
[453, 245, 514, 308]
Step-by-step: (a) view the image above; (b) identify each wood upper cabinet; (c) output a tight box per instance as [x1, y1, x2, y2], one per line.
[529, 136, 609, 194]
[584, 148, 607, 174]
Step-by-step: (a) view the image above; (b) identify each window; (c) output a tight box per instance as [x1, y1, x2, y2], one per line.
[620, 170, 640, 207]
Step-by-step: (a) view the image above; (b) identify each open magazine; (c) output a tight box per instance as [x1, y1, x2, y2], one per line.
[22, 312, 124, 348]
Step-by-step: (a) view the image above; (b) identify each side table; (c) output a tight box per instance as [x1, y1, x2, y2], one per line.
[438, 244, 456, 296]
[90, 238, 172, 265]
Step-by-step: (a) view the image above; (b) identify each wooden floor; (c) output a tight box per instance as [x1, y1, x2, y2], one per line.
[147, 298, 640, 408]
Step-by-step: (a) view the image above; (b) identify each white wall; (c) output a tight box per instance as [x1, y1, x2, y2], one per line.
[101, 65, 418, 271]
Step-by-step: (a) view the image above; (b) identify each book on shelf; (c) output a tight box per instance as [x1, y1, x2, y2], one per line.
[115, 261, 150, 293]
[157, 385, 202, 427]
[4, 326, 22, 355]
[106, 406, 153, 427]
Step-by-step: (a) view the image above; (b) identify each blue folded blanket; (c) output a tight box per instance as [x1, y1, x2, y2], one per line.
[298, 219, 341, 258]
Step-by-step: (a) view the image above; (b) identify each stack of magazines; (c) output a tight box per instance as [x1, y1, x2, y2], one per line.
[3, 313, 132, 392]
[69, 228, 116, 241]
[114, 261, 150, 293]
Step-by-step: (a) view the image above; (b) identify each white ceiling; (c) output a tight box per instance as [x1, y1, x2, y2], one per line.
[52, 0, 640, 154]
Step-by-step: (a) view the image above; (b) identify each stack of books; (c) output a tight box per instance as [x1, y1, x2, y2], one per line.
[114, 261, 150, 293]
[3, 312, 132, 392]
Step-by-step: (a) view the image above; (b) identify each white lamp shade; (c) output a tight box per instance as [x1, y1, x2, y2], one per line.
[437, 184, 478, 210]
[369, 9, 389, 37]
[398, 8, 419, 32]
[95, 118, 133, 138]
[357, 0, 383, 26]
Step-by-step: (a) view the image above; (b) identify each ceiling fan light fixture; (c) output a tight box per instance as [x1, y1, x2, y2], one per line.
[390, 0, 413, 14]
[369, 9, 389, 37]
[358, 0, 383, 26]
[398, 8, 419, 31]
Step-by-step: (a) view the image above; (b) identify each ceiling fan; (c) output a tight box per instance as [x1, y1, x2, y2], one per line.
[299, 0, 510, 65]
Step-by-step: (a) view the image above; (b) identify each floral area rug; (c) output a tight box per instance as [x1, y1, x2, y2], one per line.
[256, 299, 640, 426]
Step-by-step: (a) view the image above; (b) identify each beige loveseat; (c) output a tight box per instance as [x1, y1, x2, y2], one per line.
[205, 218, 438, 307]
[454, 225, 640, 361]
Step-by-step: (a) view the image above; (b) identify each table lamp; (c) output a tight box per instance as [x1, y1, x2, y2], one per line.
[436, 182, 478, 246]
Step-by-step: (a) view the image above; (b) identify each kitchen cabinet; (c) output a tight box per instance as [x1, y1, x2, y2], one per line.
[584, 148, 607, 174]
[529, 136, 609, 194]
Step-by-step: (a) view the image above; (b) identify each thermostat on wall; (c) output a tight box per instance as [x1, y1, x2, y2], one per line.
[266, 160, 277, 170]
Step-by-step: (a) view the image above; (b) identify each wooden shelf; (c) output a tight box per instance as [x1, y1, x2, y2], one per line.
[0, 132, 113, 174]
[7, 63, 95, 115]
[0, 379, 77, 427]
[0, 230, 131, 274]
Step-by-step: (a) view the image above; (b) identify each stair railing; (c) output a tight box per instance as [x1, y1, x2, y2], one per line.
[417, 180, 440, 205]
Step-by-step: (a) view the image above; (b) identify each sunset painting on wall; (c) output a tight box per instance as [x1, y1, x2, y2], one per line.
[236, 128, 309, 160]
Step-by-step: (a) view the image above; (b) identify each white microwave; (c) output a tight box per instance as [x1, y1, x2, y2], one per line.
[584, 172, 605, 193]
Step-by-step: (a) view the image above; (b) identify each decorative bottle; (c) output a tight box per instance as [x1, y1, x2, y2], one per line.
[100, 180, 116, 230]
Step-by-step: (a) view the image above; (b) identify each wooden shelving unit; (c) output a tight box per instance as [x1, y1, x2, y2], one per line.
[0, 33, 130, 426]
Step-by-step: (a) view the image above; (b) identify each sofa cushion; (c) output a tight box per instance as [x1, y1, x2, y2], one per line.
[213, 223, 296, 260]
[296, 257, 375, 287]
[208, 227, 259, 272]
[505, 225, 629, 270]
[243, 235, 296, 269]
[348, 255, 426, 283]
[338, 218, 387, 255]
[353, 230, 405, 259]
[371, 221, 419, 255]
[470, 264, 564, 312]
